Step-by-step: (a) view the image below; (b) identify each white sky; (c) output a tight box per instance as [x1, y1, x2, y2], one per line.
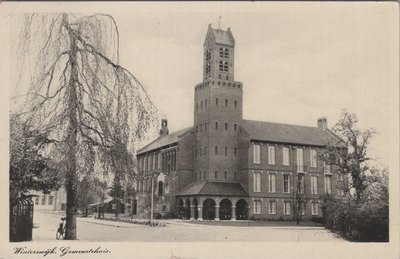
[6, 2, 399, 171]
[106, 3, 398, 171]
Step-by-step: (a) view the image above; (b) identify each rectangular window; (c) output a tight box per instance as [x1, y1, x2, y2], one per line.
[283, 174, 290, 193]
[234, 100, 238, 108]
[269, 201, 277, 214]
[253, 144, 260, 164]
[215, 146, 218, 155]
[48, 196, 54, 205]
[269, 173, 276, 193]
[268, 146, 275, 164]
[234, 124, 237, 131]
[216, 98, 219, 106]
[225, 99, 228, 107]
[224, 147, 227, 156]
[283, 147, 290, 166]
[298, 174, 305, 194]
[296, 148, 304, 172]
[312, 202, 319, 215]
[325, 175, 332, 194]
[311, 175, 318, 194]
[234, 147, 237, 156]
[225, 123, 228, 130]
[112, 203, 117, 210]
[284, 201, 291, 215]
[253, 172, 261, 192]
[215, 122, 218, 130]
[310, 149, 317, 167]
[42, 196, 46, 205]
[35, 197, 39, 205]
[254, 200, 262, 214]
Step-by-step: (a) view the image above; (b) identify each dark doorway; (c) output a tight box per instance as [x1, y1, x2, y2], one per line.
[185, 199, 191, 220]
[177, 199, 184, 219]
[202, 198, 216, 220]
[158, 181, 164, 197]
[236, 199, 248, 220]
[193, 199, 199, 219]
[132, 200, 137, 215]
[219, 199, 232, 220]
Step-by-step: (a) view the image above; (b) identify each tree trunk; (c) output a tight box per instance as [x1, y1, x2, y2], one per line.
[64, 14, 78, 240]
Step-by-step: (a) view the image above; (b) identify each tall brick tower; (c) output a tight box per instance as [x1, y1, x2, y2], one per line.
[193, 24, 243, 182]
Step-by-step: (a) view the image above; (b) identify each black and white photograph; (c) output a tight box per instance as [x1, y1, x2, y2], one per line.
[1, 2, 399, 259]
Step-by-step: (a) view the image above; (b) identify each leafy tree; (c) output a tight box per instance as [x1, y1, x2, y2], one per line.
[320, 111, 388, 241]
[10, 114, 63, 204]
[76, 177, 107, 212]
[321, 111, 375, 202]
[108, 175, 125, 217]
[13, 13, 160, 239]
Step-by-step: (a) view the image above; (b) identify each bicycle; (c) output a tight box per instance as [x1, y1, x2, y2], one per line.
[56, 217, 67, 240]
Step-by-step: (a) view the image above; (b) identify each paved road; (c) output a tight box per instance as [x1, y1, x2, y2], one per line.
[32, 212, 346, 242]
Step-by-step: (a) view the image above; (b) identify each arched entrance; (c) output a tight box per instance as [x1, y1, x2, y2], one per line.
[193, 199, 199, 219]
[236, 199, 248, 220]
[202, 198, 216, 220]
[219, 199, 232, 220]
[177, 199, 184, 219]
[185, 199, 191, 220]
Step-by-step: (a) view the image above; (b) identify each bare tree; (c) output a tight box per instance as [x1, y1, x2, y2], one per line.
[13, 13, 160, 239]
[291, 173, 309, 225]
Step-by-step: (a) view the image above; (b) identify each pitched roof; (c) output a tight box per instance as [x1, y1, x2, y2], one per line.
[205, 24, 235, 46]
[137, 127, 192, 155]
[241, 119, 344, 147]
[211, 28, 234, 46]
[176, 181, 248, 197]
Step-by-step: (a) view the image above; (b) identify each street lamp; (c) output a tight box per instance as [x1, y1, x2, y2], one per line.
[150, 172, 159, 226]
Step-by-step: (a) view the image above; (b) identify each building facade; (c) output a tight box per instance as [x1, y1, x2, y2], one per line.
[134, 25, 344, 221]
[31, 186, 67, 212]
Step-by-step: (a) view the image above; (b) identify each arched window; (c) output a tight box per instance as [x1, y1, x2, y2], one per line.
[215, 122, 218, 130]
[215, 171, 218, 179]
[216, 98, 219, 106]
[215, 146, 218, 155]
[225, 171, 227, 179]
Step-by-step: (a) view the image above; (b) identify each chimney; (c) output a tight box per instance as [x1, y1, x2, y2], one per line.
[317, 117, 328, 130]
[159, 119, 169, 137]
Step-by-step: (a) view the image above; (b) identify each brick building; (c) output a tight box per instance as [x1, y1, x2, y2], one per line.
[134, 24, 344, 221]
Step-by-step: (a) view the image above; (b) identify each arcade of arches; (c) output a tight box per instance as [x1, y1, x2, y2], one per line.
[177, 197, 248, 220]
